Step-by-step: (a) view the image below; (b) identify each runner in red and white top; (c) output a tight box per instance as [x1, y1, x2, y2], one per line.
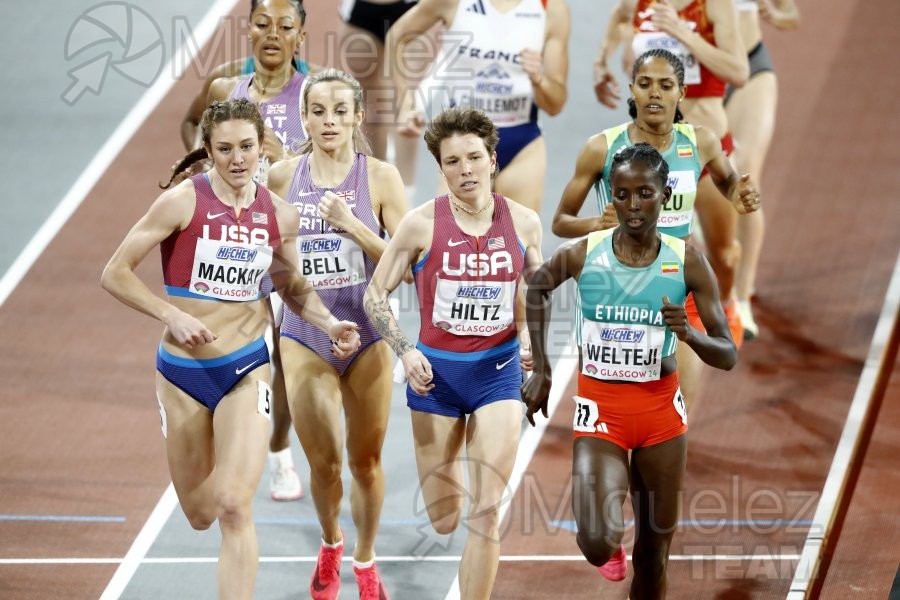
[101, 98, 358, 600]
[365, 107, 543, 599]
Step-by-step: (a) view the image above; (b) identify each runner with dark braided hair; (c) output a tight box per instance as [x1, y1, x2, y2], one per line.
[526, 143, 737, 596]
[552, 49, 758, 409]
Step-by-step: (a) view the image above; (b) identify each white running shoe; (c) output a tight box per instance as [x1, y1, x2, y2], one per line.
[269, 449, 303, 501]
[737, 299, 759, 341]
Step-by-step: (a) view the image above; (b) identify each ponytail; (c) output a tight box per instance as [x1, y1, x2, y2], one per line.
[160, 147, 209, 189]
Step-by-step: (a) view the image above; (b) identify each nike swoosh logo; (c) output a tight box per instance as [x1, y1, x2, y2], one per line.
[207, 211, 227, 219]
[311, 565, 331, 593]
[298, 191, 319, 197]
[447, 239, 466, 247]
[496, 357, 515, 370]
[235, 361, 258, 375]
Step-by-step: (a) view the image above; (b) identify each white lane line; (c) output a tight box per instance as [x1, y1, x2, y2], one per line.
[0, 0, 239, 308]
[99, 484, 178, 600]
[92, 1, 243, 597]
[787, 251, 900, 599]
[0, 552, 802, 565]
[444, 336, 579, 600]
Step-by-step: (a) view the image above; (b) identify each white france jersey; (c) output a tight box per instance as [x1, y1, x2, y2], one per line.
[434, 0, 546, 127]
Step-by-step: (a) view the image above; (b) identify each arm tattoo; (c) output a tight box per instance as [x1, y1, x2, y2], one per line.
[364, 296, 415, 357]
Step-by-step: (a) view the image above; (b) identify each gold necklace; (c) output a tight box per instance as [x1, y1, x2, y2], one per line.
[450, 194, 493, 216]
[251, 72, 291, 96]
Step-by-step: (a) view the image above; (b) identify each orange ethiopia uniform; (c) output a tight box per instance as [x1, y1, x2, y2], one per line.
[575, 229, 689, 449]
[574, 372, 687, 450]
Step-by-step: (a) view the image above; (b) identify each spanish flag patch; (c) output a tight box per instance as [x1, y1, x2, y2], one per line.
[661, 262, 680, 274]
[677, 145, 694, 158]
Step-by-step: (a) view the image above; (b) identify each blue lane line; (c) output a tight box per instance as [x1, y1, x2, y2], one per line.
[0, 515, 126, 523]
[256, 517, 428, 527]
[550, 519, 814, 532]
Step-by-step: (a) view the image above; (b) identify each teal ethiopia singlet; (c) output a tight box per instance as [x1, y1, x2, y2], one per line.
[593, 122, 702, 239]
[577, 228, 687, 383]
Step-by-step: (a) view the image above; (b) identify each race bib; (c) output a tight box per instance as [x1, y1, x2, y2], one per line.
[573, 395, 600, 433]
[189, 238, 272, 301]
[297, 234, 366, 290]
[673, 387, 687, 424]
[580, 319, 665, 382]
[658, 169, 697, 229]
[257, 380, 272, 420]
[450, 73, 534, 127]
[632, 31, 701, 86]
[432, 278, 515, 336]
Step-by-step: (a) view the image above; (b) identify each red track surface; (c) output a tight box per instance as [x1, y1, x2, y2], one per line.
[492, 0, 900, 598]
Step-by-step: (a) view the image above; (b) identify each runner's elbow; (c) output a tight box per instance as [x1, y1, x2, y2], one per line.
[550, 216, 566, 237]
[729, 64, 750, 87]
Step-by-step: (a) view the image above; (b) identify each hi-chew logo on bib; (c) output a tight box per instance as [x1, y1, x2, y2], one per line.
[216, 246, 258, 262]
[457, 285, 502, 300]
[301, 238, 342, 253]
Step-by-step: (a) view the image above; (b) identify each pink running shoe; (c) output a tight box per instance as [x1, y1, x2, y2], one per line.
[354, 563, 390, 600]
[597, 545, 627, 582]
[310, 537, 343, 600]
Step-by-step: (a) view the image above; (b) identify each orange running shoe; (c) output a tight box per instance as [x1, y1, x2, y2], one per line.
[354, 563, 390, 600]
[597, 545, 627, 582]
[723, 300, 745, 348]
[310, 535, 343, 600]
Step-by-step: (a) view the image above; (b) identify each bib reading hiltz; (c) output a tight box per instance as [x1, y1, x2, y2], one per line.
[432, 279, 516, 337]
[189, 238, 273, 301]
[297, 234, 366, 290]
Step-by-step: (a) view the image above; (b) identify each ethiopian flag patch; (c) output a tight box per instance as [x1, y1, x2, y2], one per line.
[661, 262, 680, 274]
[677, 145, 694, 158]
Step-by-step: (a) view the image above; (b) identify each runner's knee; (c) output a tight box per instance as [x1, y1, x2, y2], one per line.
[308, 455, 343, 485]
[466, 500, 501, 538]
[631, 541, 670, 584]
[182, 504, 216, 531]
[216, 491, 253, 531]
[348, 451, 382, 486]
[425, 494, 463, 534]
[576, 528, 622, 567]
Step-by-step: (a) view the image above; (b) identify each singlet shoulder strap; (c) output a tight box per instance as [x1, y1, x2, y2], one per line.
[586, 228, 615, 254]
[602, 123, 630, 147]
[660, 232, 686, 262]
[673, 122, 697, 145]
